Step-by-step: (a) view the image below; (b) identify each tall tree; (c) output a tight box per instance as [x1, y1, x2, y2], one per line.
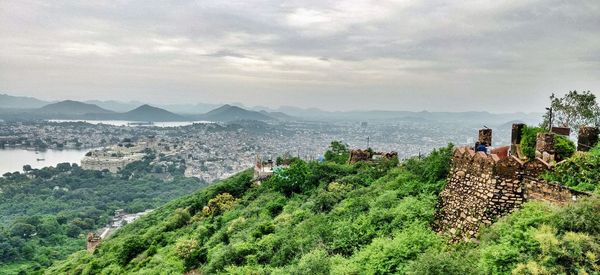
[542, 91, 600, 131]
[324, 141, 350, 164]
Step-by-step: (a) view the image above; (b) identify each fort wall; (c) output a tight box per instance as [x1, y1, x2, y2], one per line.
[434, 146, 587, 242]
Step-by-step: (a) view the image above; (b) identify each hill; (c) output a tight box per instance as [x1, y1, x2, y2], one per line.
[85, 100, 143, 113]
[120, 104, 186, 122]
[200, 104, 275, 122]
[47, 143, 600, 274]
[37, 100, 114, 115]
[0, 94, 50, 109]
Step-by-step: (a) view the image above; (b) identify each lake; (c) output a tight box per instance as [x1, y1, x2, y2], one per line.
[0, 148, 91, 174]
[48, 120, 214, 127]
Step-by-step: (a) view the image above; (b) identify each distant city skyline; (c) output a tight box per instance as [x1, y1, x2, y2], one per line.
[1, 1, 599, 112]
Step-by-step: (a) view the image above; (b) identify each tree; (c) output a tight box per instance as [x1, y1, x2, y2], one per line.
[542, 91, 600, 131]
[10, 223, 36, 238]
[269, 159, 312, 196]
[22, 165, 32, 172]
[324, 141, 350, 164]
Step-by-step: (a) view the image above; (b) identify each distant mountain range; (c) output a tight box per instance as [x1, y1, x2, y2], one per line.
[0, 95, 289, 122]
[0, 93, 543, 125]
[0, 94, 51, 109]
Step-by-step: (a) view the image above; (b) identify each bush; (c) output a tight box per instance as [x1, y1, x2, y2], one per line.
[348, 223, 443, 274]
[520, 126, 544, 159]
[202, 193, 237, 216]
[407, 247, 479, 275]
[403, 143, 453, 184]
[116, 236, 146, 266]
[544, 144, 600, 192]
[165, 208, 191, 231]
[292, 248, 330, 275]
[267, 159, 312, 196]
[554, 135, 576, 161]
[324, 141, 350, 164]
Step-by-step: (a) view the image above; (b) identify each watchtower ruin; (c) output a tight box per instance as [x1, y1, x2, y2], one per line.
[434, 125, 595, 242]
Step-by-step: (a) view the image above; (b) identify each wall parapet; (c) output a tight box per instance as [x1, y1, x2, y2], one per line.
[434, 146, 588, 242]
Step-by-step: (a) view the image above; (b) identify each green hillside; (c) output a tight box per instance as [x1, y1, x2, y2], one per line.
[47, 143, 600, 274]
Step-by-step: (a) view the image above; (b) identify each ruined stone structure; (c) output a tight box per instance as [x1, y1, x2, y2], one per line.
[434, 147, 587, 241]
[535, 132, 556, 163]
[348, 149, 398, 164]
[478, 128, 492, 145]
[86, 232, 101, 252]
[434, 125, 591, 242]
[578, 126, 600, 152]
[551, 126, 571, 136]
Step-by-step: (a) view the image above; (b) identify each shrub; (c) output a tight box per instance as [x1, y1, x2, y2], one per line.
[202, 193, 237, 216]
[348, 223, 443, 274]
[165, 208, 191, 231]
[324, 141, 350, 164]
[407, 247, 479, 275]
[554, 135, 576, 161]
[116, 236, 146, 266]
[520, 126, 544, 159]
[544, 144, 600, 192]
[292, 248, 330, 275]
[403, 143, 453, 184]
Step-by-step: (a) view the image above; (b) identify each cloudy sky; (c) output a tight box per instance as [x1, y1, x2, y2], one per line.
[1, 0, 599, 112]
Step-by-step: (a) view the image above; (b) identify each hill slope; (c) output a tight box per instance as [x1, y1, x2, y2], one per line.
[120, 104, 186, 122]
[0, 94, 50, 109]
[47, 144, 600, 274]
[37, 100, 114, 115]
[201, 104, 275, 122]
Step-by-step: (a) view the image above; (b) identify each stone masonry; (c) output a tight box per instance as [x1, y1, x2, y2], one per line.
[434, 147, 587, 241]
[578, 126, 600, 152]
[434, 125, 591, 242]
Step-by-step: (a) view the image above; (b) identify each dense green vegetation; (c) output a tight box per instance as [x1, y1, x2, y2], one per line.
[519, 125, 576, 161]
[0, 157, 207, 274]
[544, 143, 600, 194]
[46, 143, 600, 274]
[520, 125, 545, 159]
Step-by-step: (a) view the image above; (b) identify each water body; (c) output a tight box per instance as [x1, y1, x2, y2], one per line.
[0, 148, 91, 174]
[48, 120, 214, 127]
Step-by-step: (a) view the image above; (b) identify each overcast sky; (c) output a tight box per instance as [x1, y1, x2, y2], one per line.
[1, 0, 599, 112]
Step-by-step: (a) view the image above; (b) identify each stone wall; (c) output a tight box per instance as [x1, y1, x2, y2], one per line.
[87, 232, 101, 252]
[434, 146, 587, 242]
[578, 126, 599, 152]
[348, 149, 398, 164]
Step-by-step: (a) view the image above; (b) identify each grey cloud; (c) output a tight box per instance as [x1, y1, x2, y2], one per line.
[0, 0, 599, 112]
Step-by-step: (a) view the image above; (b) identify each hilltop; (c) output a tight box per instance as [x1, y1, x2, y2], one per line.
[47, 143, 600, 274]
[0, 94, 50, 109]
[37, 100, 114, 115]
[199, 104, 275, 122]
[120, 104, 185, 122]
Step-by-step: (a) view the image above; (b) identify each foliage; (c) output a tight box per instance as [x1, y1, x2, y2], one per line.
[0, 162, 207, 274]
[520, 125, 544, 159]
[202, 193, 237, 216]
[554, 135, 576, 161]
[43, 144, 600, 275]
[543, 143, 600, 192]
[402, 143, 453, 184]
[265, 159, 313, 196]
[541, 91, 600, 130]
[324, 141, 350, 164]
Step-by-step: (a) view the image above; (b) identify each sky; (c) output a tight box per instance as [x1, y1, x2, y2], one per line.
[1, 0, 599, 112]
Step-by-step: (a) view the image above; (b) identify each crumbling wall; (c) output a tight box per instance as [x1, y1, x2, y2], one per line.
[434, 146, 586, 242]
[348, 150, 398, 164]
[87, 232, 101, 252]
[524, 178, 588, 204]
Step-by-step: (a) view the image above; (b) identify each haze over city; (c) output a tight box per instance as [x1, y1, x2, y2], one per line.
[1, 0, 599, 112]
